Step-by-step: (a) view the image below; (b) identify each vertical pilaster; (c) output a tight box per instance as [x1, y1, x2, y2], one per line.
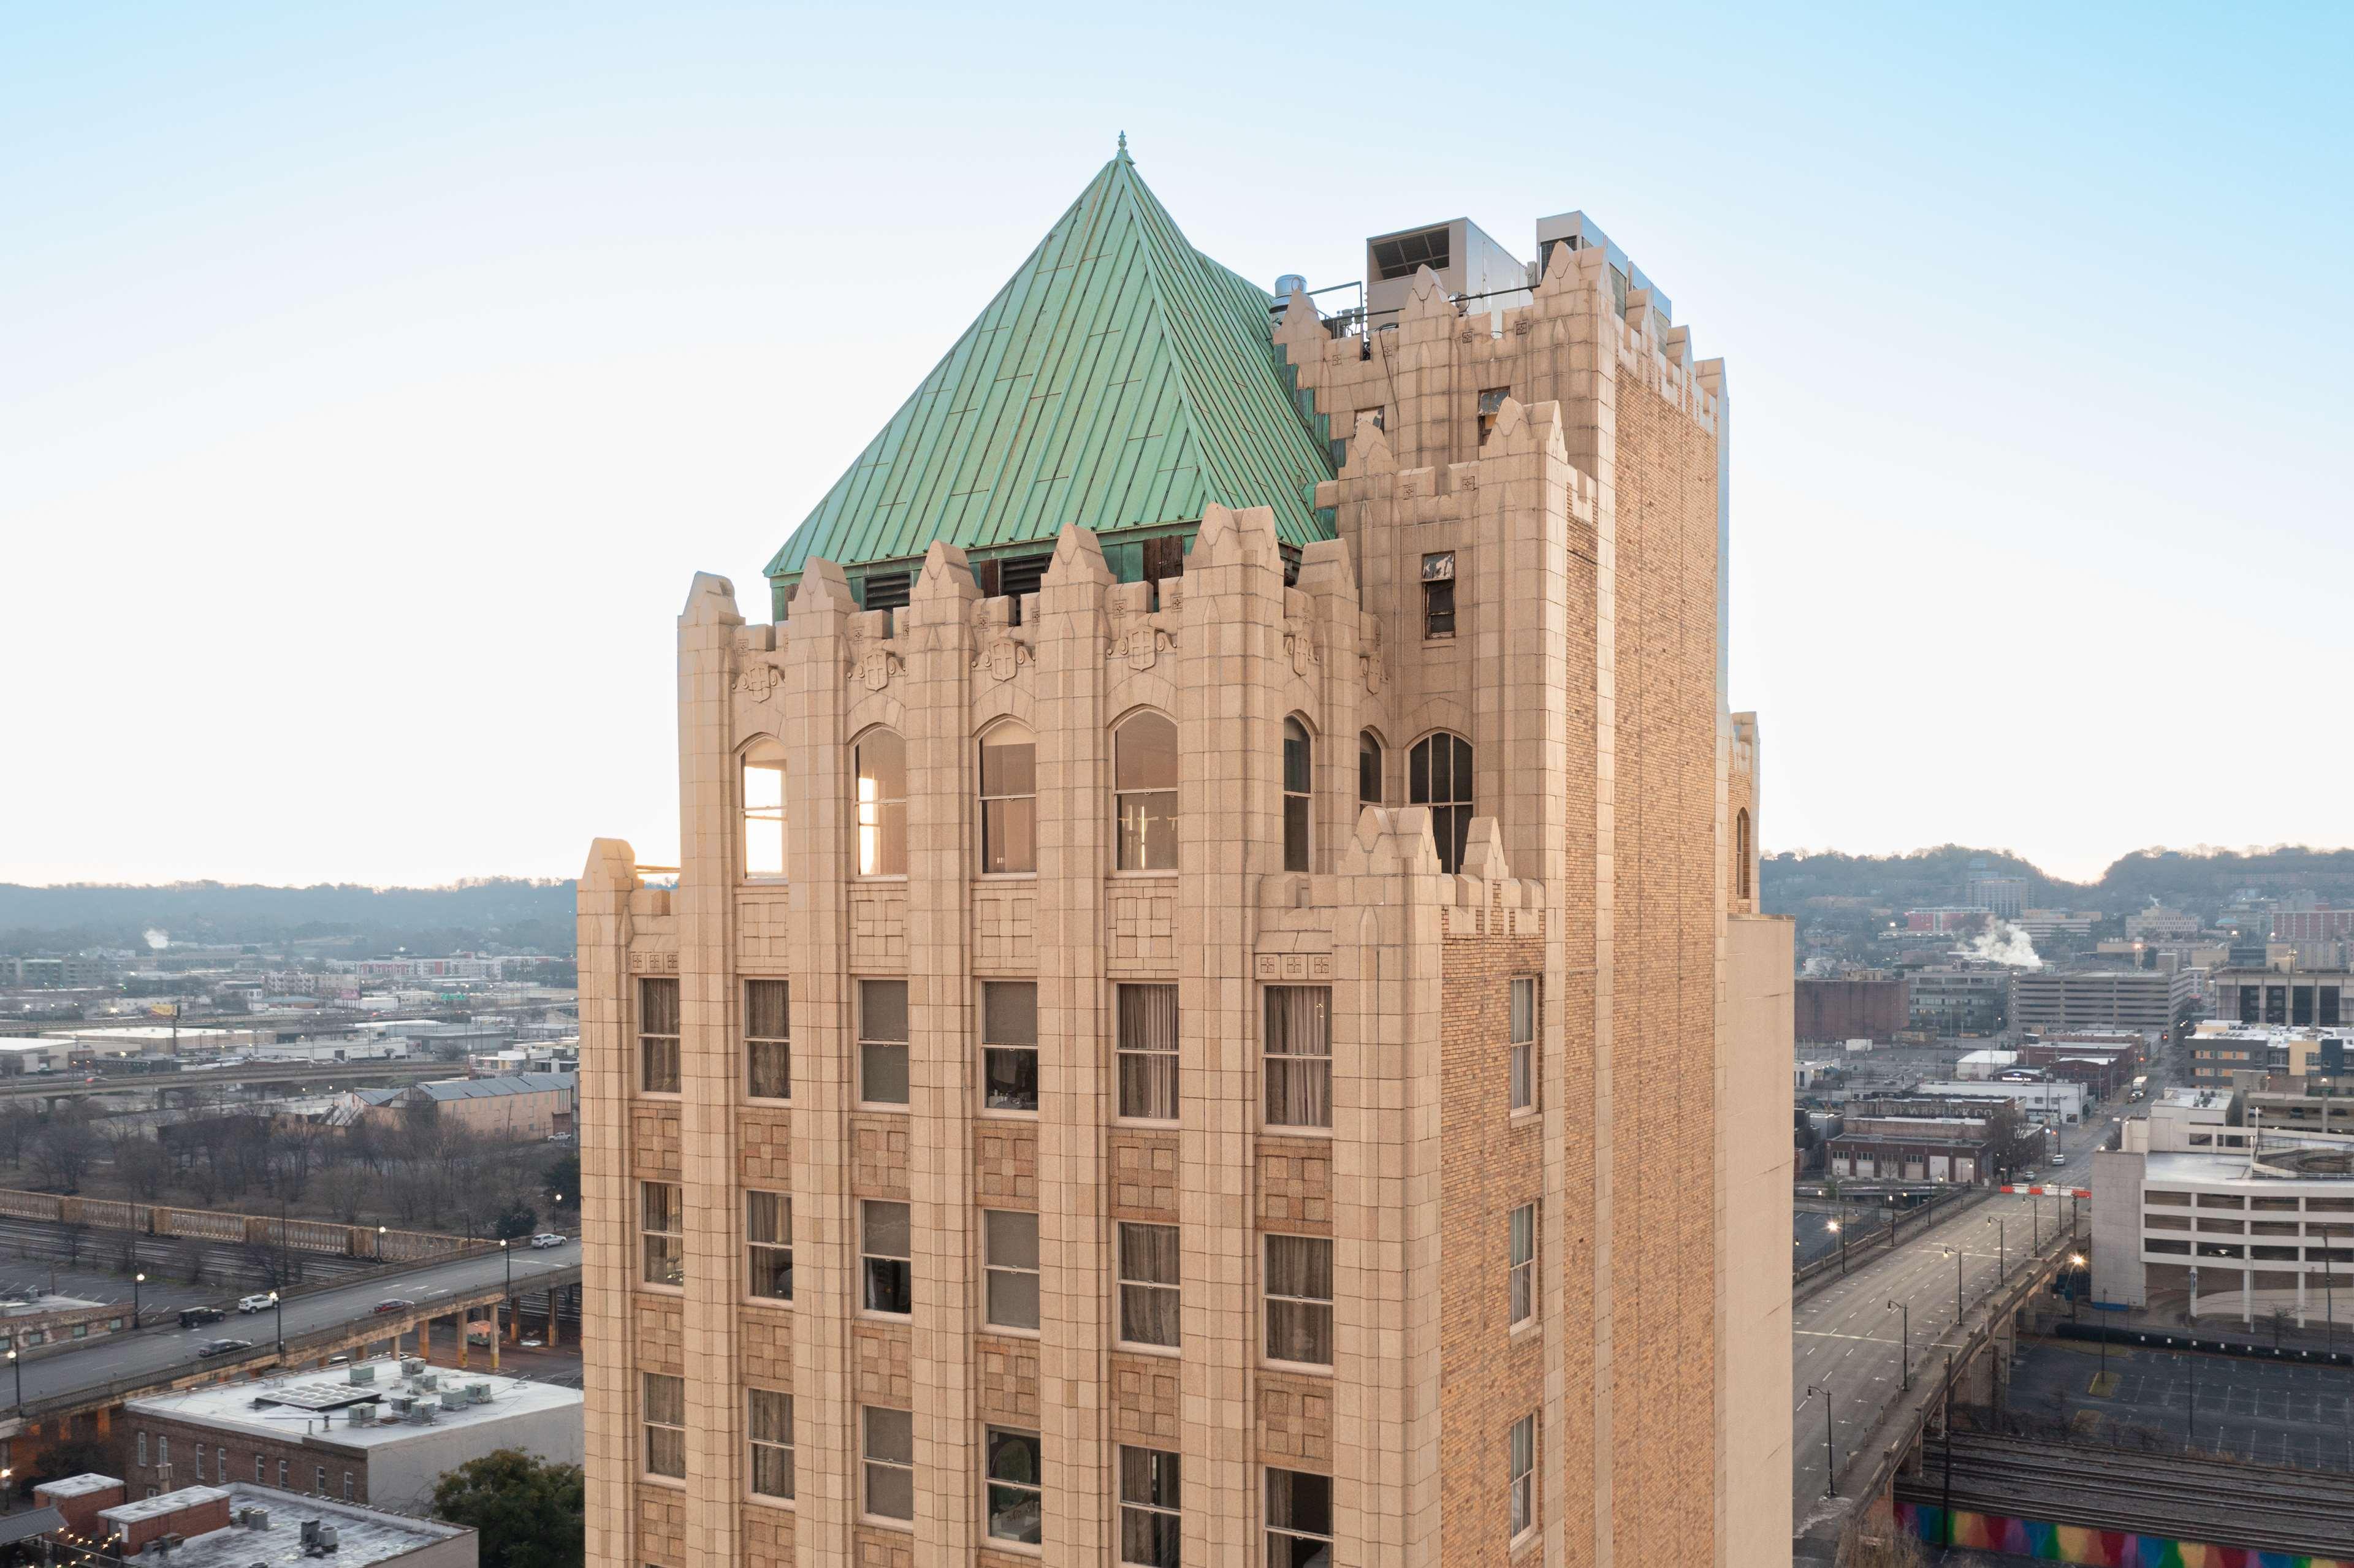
[906, 544, 981, 1559]
[1178, 503, 1286, 1566]
[1036, 527, 1116, 1564]
[577, 839, 637, 1568]
[1298, 539, 1361, 872]
[787, 559, 858, 1563]
[677, 574, 745, 1564]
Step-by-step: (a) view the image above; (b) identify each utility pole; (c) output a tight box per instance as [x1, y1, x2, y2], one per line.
[1806, 1383, 1835, 1497]
[1940, 1350, 1957, 1549]
[1887, 1299, 1910, 1391]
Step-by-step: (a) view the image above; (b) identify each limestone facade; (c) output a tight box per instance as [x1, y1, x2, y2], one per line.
[580, 211, 1792, 1566]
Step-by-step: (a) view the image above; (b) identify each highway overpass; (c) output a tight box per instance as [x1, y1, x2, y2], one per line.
[0, 1058, 454, 1107]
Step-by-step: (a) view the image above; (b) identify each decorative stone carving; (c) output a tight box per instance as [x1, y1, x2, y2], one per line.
[1283, 609, 1320, 677]
[1107, 598, 1171, 672]
[734, 660, 782, 702]
[970, 602, 1033, 683]
[1360, 618, 1387, 695]
[845, 624, 901, 691]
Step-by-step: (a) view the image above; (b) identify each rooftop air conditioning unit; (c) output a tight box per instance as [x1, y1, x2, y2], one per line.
[385, 1395, 413, 1415]
[347, 1406, 375, 1426]
[246, 1508, 270, 1530]
[348, 1365, 376, 1385]
[399, 1358, 424, 1377]
[466, 1381, 492, 1402]
[317, 1525, 340, 1551]
[416, 1373, 438, 1391]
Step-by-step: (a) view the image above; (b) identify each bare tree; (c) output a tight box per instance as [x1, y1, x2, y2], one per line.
[112, 1129, 173, 1202]
[0, 1105, 37, 1170]
[29, 1114, 104, 1193]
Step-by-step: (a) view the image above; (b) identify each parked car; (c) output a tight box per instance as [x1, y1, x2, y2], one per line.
[197, 1338, 254, 1358]
[2051, 1154, 2067, 1166]
[373, 1298, 415, 1315]
[236, 1293, 275, 1314]
[178, 1306, 224, 1329]
[528, 1233, 567, 1250]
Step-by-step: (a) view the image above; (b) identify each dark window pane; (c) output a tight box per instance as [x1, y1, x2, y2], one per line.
[746, 979, 790, 1040]
[985, 1047, 1038, 1112]
[1267, 1468, 1332, 1534]
[861, 980, 908, 1042]
[1358, 733, 1382, 805]
[984, 982, 1038, 1044]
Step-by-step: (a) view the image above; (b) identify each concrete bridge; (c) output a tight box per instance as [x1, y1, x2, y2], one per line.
[0, 1057, 453, 1110]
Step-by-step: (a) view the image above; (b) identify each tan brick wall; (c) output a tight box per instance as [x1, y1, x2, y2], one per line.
[853, 1321, 912, 1406]
[740, 1308, 793, 1387]
[853, 1526, 914, 1568]
[740, 1108, 792, 1188]
[850, 1114, 909, 1200]
[1110, 1352, 1181, 1448]
[1257, 1369, 1335, 1469]
[743, 1503, 796, 1567]
[975, 1332, 1040, 1426]
[974, 1121, 1038, 1209]
[636, 1483, 687, 1567]
[635, 1297, 684, 1377]
[631, 1104, 680, 1180]
[1108, 1132, 1178, 1220]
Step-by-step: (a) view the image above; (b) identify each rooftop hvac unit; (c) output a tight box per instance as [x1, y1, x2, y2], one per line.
[386, 1395, 413, 1415]
[466, 1381, 492, 1403]
[416, 1373, 439, 1391]
[299, 1521, 321, 1548]
[399, 1357, 424, 1377]
[348, 1365, 376, 1385]
[246, 1507, 270, 1530]
[317, 1525, 340, 1551]
[408, 1404, 435, 1425]
[347, 1406, 376, 1426]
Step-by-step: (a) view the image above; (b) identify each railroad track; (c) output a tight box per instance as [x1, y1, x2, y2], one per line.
[1898, 1431, 2354, 1556]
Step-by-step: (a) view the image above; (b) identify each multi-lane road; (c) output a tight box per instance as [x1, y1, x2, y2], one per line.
[1792, 1109, 2112, 1524]
[0, 1239, 581, 1423]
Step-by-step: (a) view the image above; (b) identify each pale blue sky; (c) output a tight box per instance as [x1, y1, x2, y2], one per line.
[4, 2, 2347, 886]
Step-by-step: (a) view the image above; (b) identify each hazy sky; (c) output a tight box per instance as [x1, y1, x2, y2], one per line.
[6, 3, 2348, 888]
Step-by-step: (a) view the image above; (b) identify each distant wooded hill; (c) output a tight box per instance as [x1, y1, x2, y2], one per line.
[1762, 844, 2354, 919]
[0, 879, 577, 958]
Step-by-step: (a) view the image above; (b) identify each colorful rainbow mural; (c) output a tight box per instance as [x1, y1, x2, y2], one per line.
[1897, 1503, 2353, 1568]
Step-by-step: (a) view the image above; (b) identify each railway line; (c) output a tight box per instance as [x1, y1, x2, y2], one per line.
[1898, 1431, 2354, 1558]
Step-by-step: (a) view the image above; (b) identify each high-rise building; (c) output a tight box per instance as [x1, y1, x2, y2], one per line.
[577, 146, 1793, 1568]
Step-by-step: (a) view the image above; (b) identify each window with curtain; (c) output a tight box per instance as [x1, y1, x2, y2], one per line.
[984, 1209, 1039, 1330]
[746, 978, 790, 1100]
[985, 1428, 1043, 1544]
[746, 1190, 791, 1301]
[980, 724, 1037, 873]
[1118, 984, 1179, 1121]
[983, 981, 1038, 1113]
[1282, 718, 1312, 872]
[642, 1372, 685, 1478]
[638, 977, 680, 1095]
[1264, 986, 1332, 1129]
[1509, 1414, 1537, 1539]
[749, 1389, 794, 1500]
[1509, 1203, 1536, 1326]
[741, 738, 787, 878]
[859, 979, 909, 1106]
[855, 729, 907, 876]
[1264, 1234, 1333, 1366]
[1266, 1469, 1333, 1566]
[1358, 731, 1383, 807]
[1119, 1446, 1181, 1567]
[1119, 1221, 1179, 1348]
[1115, 712, 1179, 870]
[1408, 731, 1474, 874]
[641, 1181, 683, 1287]
[1509, 976, 1537, 1113]
[862, 1200, 910, 1315]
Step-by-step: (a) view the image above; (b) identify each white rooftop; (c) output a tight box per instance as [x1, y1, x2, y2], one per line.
[102, 1483, 229, 1526]
[123, 1355, 581, 1447]
[36, 1472, 121, 1499]
[104, 1483, 467, 1567]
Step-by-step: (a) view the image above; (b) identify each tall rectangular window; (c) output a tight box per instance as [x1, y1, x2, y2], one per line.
[863, 1407, 913, 1520]
[980, 727, 1037, 873]
[863, 1200, 911, 1315]
[742, 742, 787, 878]
[639, 977, 680, 1095]
[748, 1389, 794, 1500]
[983, 981, 1039, 1113]
[1509, 977, 1537, 1113]
[746, 979, 790, 1100]
[1118, 1222, 1179, 1348]
[1266, 1469, 1333, 1566]
[1265, 1234, 1333, 1366]
[1508, 1203, 1536, 1327]
[642, 1372, 685, 1478]
[1509, 1414, 1537, 1539]
[641, 1181, 684, 1287]
[1422, 551, 1456, 638]
[859, 979, 909, 1106]
[984, 1209, 1040, 1330]
[1265, 987, 1332, 1129]
[985, 1427, 1043, 1544]
[747, 1190, 792, 1301]
[1118, 984, 1179, 1121]
[1118, 1445, 1181, 1567]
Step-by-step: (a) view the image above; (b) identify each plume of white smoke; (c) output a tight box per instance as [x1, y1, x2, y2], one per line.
[1969, 919, 2041, 969]
[142, 928, 169, 951]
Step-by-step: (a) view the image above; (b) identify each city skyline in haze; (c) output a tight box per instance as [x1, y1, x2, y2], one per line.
[4, 3, 2347, 887]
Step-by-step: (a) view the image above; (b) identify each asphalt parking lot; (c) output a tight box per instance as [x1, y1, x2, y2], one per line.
[2008, 1339, 2354, 1471]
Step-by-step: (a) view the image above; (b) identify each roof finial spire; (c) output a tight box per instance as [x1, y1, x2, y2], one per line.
[1117, 129, 1130, 162]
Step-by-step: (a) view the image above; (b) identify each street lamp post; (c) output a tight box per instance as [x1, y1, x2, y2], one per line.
[7, 1347, 18, 1414]
[1947, 1246, 1964, 1322]
[1992, 1217, 2007, 1285]
[1887, 1300, 1911, 1390]
[1806, 1383, 1835, 1497]
[1829, 1219, 1846, 1277]
[270, 1290, 283, 1359]
[133, 1270, 146, 1330]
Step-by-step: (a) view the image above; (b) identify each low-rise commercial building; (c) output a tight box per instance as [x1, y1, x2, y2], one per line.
[356, 1073, 576, 1140]
[2187, 1022, 2345, 1085]
[32, 1476, 475, 1567]
[2124, 906, 2202, 942]
[1916, 1078, 2084, 1125]
[1795, 976, 1909, 1044]
[2010, 967, 2190, 1040]
[1825, 1100, 2024, 1185]
[1908, 967, 2011, 1035]
[2, 957, 116, 988]
[122, 1357, 582, 1516]
[2092, 1138, 2354, 1326]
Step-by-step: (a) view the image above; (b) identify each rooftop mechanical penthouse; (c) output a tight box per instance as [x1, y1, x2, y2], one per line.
[579, 143, 1796, 1568]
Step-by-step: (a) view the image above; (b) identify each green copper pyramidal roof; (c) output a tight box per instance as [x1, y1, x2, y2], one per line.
[764, 147, 1336, 601]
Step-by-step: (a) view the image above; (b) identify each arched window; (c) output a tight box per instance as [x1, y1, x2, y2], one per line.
[1282, 718, 1312, 873]
[854, 729, 907, 877]
[1358, 731, 1383, 807]
[980, 723, 1037, 874]
[1735, 809, 1753, 902]
[1114, 712, 1179, 871]
[741, 738, 787, 879]
[1408, 732, 1474, 874]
